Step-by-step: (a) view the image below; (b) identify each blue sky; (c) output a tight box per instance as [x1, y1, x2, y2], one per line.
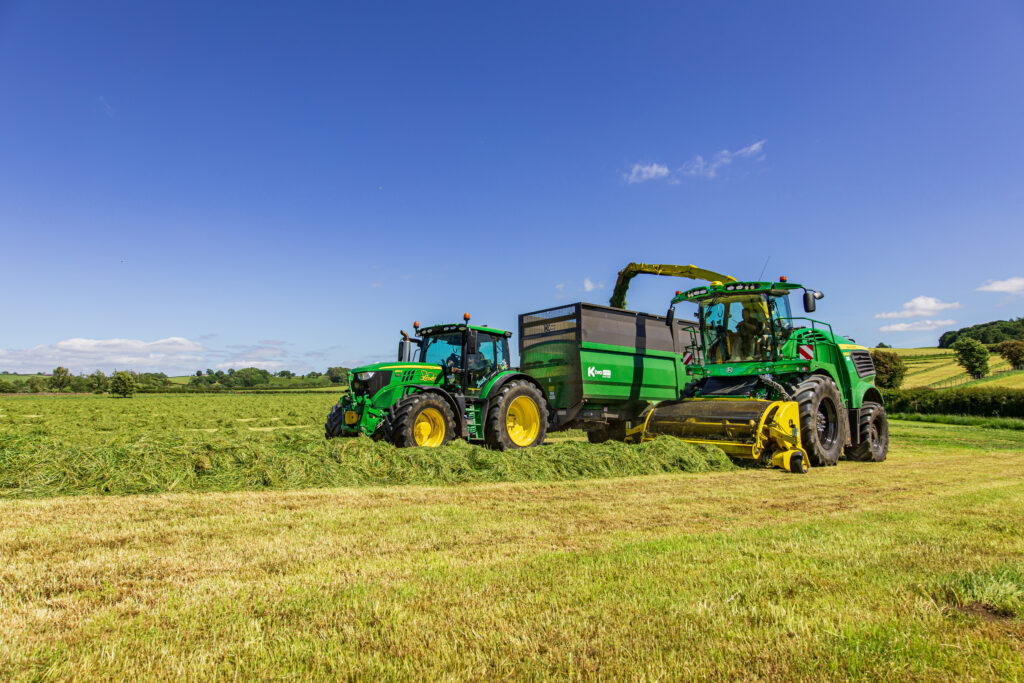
[1, 1, 1022, 374]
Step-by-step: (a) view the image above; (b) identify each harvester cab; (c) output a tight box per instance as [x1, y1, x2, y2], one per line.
[632, 278, 889, 472]
[326, 315, 549, 450]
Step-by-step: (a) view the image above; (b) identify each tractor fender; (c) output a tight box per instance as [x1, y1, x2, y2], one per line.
[401, 385, 468, 439]
[846, 384, 884, 446]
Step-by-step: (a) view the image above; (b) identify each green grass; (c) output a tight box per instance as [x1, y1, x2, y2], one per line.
[1, 398, 1023, 679]
[0, 394, 731, 498]
[937, 565, 1024, 618]
[890, 412, 1024, 430]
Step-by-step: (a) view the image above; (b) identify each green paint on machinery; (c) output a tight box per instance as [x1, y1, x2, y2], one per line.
[325, 316, 550, 450]
[326, 262, 888, 472]
[633, 277, 889, 470]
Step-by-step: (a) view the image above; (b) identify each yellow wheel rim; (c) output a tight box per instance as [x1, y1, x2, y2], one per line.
[506, 396, 540, 447]
[413, 407, 446, 447]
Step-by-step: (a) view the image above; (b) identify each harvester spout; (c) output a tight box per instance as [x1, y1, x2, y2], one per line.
[609, 262, 736, 309]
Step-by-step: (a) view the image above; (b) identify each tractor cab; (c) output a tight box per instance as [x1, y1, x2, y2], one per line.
[401, 317, 512, 391]
[672, 279, 825, 366]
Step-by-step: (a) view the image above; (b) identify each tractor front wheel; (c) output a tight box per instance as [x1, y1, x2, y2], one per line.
[390, 394, 456, 448]
[844, 401, 889, 462]
[792, 375, 848, 467]
[485, 381, 549, 450]
[325, 401, 350, 439]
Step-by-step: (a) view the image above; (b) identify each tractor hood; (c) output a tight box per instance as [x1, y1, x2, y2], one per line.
[351, 361, 442, 376]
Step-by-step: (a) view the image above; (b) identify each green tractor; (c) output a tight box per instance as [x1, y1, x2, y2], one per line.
[635, 277, 889, 471]
[325, 315, 549, 449]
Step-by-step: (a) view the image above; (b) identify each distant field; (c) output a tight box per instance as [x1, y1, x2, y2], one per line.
[887, 347, 1012, 388]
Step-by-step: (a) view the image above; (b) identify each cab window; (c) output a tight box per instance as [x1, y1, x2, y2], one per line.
[701, 296, 769, 362]
[421, 333, 463, 369]
[469, 333, 508, 385]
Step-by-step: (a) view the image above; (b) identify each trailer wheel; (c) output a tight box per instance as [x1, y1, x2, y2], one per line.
[844, 402, 888, 462]
[325, 401, 347, 439]
[391, 394, 456, 448]
[586, 421, 627, 444]
[792, 375, 848, 467]
[485, 381, 548, 450]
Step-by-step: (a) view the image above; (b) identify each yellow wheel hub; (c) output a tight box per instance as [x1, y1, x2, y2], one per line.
[413, 407, 446, 447]
[506, 396, 540, 447]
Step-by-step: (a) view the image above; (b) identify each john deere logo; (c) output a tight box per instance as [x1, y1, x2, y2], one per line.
[421, 370, 438, 382]
[587, 366, 611, 379]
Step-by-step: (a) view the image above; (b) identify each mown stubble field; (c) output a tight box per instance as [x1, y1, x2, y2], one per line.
[1, 395, 1022, 680]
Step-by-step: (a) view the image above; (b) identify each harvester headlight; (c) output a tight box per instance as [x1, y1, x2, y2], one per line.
[356, 372, 375, 381]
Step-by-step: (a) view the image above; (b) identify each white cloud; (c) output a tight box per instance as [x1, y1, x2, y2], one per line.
[0, 337, 207, 374]
[555, 283, 566, 291]
[583, 277, 605, 292]
[977, 277, 1024, 295]
[878, 319, 956, 333]
[875, 296, 962, 319]
[679, 139, 767, 179]
[624, 162, 669, 184]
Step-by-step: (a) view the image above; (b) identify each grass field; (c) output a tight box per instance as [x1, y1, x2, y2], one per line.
[889, 348, 1013, 388]
[1, 395, 1022, 679]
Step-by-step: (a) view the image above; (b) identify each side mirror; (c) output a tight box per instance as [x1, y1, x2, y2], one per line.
[397, 339, 407, 361]
[466, 329, 478, 354]
[665, 306, 675, 327]
[803, 291, 816, 313]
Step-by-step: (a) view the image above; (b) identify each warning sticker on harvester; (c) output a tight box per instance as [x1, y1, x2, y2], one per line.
[682, 351, 694, 365]
[798, 344, 814, 361]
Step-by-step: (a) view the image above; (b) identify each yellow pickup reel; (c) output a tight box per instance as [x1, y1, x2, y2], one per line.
[628, 397, 808, 473]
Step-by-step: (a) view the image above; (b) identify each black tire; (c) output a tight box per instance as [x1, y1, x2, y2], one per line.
[485, 380, 549, 450]
[390, 394, 456, 448]
[844, 402, 889, 462]
[791, 375, 848, 467]
[325, 401, 349, 439]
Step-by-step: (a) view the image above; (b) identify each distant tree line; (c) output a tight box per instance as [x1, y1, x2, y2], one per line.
[0, 366, 351, 394]
[939, 318, 1024, 348]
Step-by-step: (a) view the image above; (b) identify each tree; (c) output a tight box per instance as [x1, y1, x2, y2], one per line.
[276, 370, 295, 379]
[49, 366, 72, 392]
[88, 370, 108, 393]
[229, 367, 272, 387]
[995, 340, 1024, 371]
[305, 371, 321, 379]
[69, 375, 90, 393]
[875, 342, 891, 349]
[952, 337, 989, 379]
[195, 370, 203, 377]
[27, 377, 45, 393]
[870, 350, 907, 389]
[110, 371, 137, 398]
[326, 367, 349, 385]
[0, 379, 17, 393]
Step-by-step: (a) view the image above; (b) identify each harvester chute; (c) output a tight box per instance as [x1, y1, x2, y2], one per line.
[608, 262, 736, 310]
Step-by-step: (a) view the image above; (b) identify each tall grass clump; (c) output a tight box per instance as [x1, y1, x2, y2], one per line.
[936, 565, 1024, 618]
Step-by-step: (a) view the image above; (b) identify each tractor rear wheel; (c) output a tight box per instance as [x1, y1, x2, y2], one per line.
[390, 394, 456, 448]
[791, 375, 848, 467]
[485, 381, 548, 450]
[325, 401, 347, 439]
[844, 402, 889, 462]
